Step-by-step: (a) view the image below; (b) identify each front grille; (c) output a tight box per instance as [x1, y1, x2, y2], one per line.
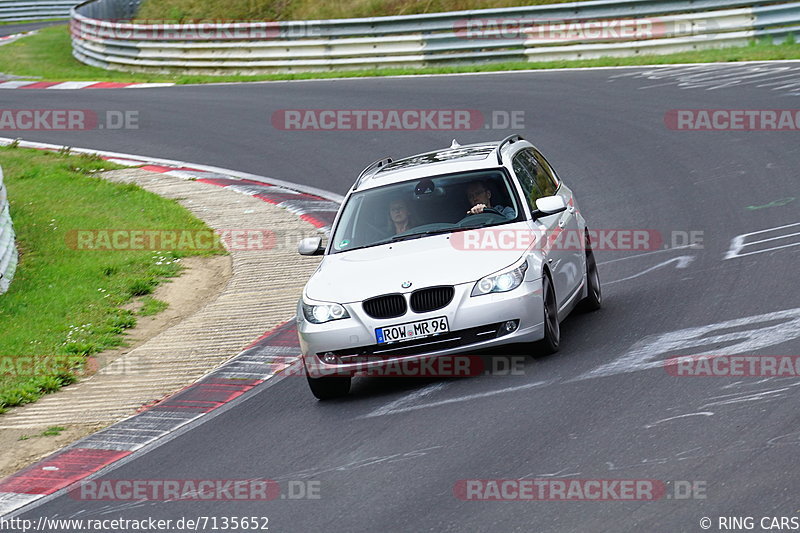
[410, 286, 454, 314]
[324, 322, 504, 359]
[363, 294, 407, 319]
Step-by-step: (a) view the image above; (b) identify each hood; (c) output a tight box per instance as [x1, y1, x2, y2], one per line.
[304, 225, 530, 303]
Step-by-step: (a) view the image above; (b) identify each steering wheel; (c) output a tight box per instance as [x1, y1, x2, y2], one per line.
[457, 211, 502, 227]
[471, 206, 503, 216]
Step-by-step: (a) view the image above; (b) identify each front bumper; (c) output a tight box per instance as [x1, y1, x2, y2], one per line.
[298, 279, 545, 378]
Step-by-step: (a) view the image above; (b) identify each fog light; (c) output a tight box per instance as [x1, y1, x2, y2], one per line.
[498, 320, 519, 337]
[321, 352, 340, 364]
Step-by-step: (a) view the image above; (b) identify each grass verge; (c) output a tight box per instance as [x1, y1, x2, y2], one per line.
[1, 25, 799, 84]
[136, 0, 576, 21]
[0, 146, 224, 413]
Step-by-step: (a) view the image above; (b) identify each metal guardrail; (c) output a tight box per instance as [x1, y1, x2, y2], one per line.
[0, 0, 77, 22]
[70, 0, 800, 74]
[0, 165, 19, 296]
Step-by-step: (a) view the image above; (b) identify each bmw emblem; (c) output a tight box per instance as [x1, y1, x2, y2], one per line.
[401, 281, 412, 288]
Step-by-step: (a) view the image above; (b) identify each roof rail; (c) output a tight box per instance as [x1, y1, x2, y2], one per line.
[353, 156, 393, 190]
[496, 134, 524, 164]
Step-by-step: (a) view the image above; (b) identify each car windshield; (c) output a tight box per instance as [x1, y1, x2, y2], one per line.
[330, 170, 521, 254]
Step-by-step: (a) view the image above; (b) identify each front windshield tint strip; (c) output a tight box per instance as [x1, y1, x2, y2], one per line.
[330, 169, 522, 254]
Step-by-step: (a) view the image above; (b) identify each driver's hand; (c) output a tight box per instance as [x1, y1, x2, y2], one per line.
[467, 204, 486, 215]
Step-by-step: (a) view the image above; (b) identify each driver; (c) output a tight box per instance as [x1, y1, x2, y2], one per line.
[466, 181, 515, 218]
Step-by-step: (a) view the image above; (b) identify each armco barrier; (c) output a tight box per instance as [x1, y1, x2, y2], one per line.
[70, 0, 800, 74]
[0, 0, 77, 22]
[0, 165, 19, 295]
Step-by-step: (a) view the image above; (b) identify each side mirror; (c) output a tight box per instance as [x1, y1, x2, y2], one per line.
[298, 237, 324, 256]
[533, 196, 567, 218]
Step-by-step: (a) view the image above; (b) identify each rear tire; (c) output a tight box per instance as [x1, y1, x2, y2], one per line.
[580, 233, 602, 312]
[538, 275, 560, 355]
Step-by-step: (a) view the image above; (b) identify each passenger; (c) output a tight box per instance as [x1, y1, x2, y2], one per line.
[466, 181, 515, 218]
[388, 198, 417, 234]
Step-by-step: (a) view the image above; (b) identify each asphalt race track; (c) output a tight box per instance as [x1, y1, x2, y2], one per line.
[0, 21, 65, 38]
[4, 62, 800, 531]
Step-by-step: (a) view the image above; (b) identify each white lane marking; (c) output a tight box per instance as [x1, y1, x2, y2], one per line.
[577, 307, 800, 381]
[767, 431, 800, 446]
[362, 380, 551, 418]
[364, 382, 449, 418]
[657, 66, 788, 88]
[98, 501, 151, 515]
[597, 244, 700, 266]
[610, 63, 800, 94]
[738, 71, 800, 87]
[675, 446, 704, 457]
[700, 388, 790, 408]
[0, 493, 40, 517]
[518, 468, 581, 480]
[604, 255, 695, 285]
[0, 81, 36, 89]
[272, 445, 444, 482]
[643, 412, 714, 429]
[724, 222, 800, 259]
[127, 83, 176, 88]
[46, 81, 99, 89]
[761, 81, 800, 92]
[703, 68, 797, 90]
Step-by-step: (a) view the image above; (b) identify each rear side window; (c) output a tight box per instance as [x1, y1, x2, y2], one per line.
[512, 148, 559, 210]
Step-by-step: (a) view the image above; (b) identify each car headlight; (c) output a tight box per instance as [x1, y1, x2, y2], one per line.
[471, 260, 528, 296]
[302, 302, 350, 324]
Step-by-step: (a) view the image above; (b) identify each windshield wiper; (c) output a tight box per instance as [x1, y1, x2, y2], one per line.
[390, 227, 465, 242]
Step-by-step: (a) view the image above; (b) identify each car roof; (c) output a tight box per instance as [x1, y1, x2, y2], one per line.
[352, 138, 530, 191]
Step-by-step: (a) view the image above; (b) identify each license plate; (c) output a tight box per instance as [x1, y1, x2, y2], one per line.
[376, 316, 449, 344]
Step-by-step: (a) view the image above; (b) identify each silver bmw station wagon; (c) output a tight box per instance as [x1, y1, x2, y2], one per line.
[297, 135, 601, 399]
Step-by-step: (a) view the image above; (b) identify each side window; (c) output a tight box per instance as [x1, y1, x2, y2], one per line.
[520, 149, 557, 198]
[530, 149, 560, 193]
[512, 153, 539, 212]
[513, 149, 559, 210]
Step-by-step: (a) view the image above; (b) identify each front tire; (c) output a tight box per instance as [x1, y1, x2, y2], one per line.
[538, 275, 560, 355]
[580, 233, 602, 312]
